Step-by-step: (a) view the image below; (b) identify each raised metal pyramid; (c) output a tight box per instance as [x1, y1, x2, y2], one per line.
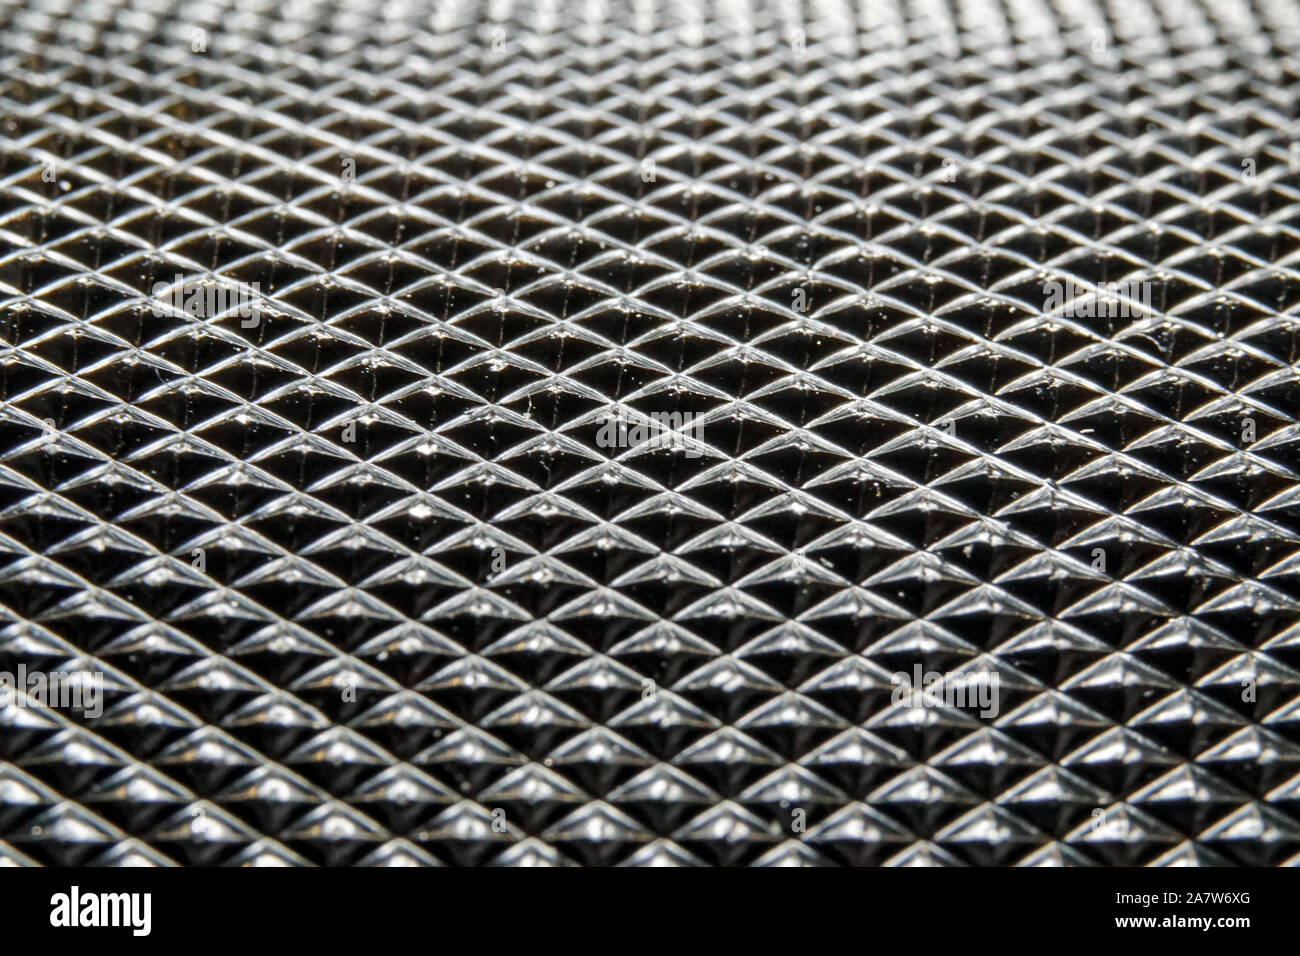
[2, 0, 1300, 866]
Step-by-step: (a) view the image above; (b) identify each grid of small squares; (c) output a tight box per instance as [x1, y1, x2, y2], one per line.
[1, 0, 1300, 864]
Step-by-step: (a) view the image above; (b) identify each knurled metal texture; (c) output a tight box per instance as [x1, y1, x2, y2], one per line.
[2, 0, 1300, 867]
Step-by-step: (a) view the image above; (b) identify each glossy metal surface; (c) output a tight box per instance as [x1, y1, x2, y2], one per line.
[1, 0, 1299, 865]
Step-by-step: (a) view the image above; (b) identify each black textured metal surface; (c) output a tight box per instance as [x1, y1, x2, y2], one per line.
[2, 0, 1300, 867]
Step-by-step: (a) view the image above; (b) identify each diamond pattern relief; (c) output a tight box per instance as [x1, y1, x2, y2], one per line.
[1, 0, 1300, 866]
